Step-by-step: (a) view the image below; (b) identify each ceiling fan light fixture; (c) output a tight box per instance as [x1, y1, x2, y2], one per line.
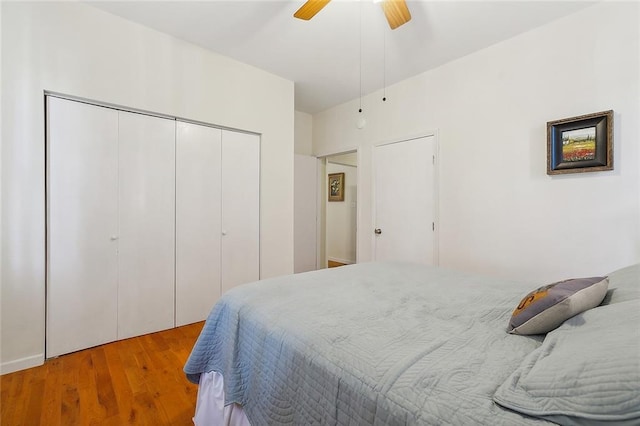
[356, 115, 367, 130]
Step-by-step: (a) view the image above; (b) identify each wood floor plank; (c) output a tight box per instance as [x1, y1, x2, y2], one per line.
[92, 347, 119, 419]
[1, 322, 204, 425]
[133, 390, 167, 425]
[61, 351, 85, 425]
[25, 378, 46, 425]
[0, 373, 15, 421]
[8, 366, 29, 422]
[39, 358, 63, 426]
[102, 342, 136, 423]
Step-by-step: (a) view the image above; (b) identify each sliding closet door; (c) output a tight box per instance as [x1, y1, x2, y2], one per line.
[221, 130, 260, 293]
[175, 122, 222, 326]
[47, 97, 119, 357]
[117, 112, 176, 339]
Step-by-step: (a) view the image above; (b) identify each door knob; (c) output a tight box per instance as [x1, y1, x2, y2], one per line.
[374, 228, 382, 235]
[110, 235, 118, 241]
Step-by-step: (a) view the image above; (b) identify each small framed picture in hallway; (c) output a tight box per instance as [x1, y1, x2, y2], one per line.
[328, 173, 345, 201]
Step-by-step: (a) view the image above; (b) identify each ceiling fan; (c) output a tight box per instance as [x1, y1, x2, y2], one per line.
[294, 0, 412, 30]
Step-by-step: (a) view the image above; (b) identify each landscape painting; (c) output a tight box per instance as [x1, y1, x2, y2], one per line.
[561, 127, 596, 162]
[547, 110, 613, 175]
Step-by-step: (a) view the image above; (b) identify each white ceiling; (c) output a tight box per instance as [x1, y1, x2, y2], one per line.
[87, 0, 594, 114]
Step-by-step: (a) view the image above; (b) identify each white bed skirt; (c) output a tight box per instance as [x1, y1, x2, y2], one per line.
[194, 371, 251, 426]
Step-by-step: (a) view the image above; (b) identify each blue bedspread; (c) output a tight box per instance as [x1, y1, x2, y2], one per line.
[184, 262, 553, 425]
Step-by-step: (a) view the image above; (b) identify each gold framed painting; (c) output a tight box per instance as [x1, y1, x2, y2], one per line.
[328, 173, 345, 202]
[547, 110, 613, 175]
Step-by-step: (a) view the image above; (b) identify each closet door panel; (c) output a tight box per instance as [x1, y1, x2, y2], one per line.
[46, 97, 119, 357]
[176, 122, 222, 326]
[221, 130, 260, 293]
[117, 112, 176, 339]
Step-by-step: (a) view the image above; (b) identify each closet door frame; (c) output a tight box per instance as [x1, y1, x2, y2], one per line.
[45, 93, 262, 355]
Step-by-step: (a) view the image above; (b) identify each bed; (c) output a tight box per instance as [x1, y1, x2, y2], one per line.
[184, 262, 640, 425]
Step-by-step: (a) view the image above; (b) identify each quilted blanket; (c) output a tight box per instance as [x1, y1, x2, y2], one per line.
[184, 262, 553, 425]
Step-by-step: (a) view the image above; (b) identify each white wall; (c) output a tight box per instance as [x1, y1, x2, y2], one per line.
[1, 2, 294, 373]
[293, 112, 317, 272]
[329, 153, 357, 167]
[314, 2, 640, 282]
[295, 111, 313, 155]
[326, 163, 357, 264]
[294, 154, 317, 273]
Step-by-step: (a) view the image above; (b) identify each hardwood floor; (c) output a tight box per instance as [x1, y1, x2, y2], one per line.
[328, 260, 347, 268]
[1, 322, 204, 425]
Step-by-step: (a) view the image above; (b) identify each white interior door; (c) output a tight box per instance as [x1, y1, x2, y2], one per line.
[294, 154, 317, 273]
[221, 130, 260, 293]
[176, 122, 222, 326]
[373, 136, 436, 265]
[117, 111, 176, 339]
[47, 97, 119, 357]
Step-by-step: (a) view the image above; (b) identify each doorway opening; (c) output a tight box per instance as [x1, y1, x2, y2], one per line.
[318, 150, 358, 269]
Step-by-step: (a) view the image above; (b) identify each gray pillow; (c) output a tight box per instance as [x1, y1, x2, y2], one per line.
[508, 277, 608, 335]
[495, 300, 640, 425]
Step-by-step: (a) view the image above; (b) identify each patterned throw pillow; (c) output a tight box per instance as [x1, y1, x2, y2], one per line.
[508, 277, 608, 335]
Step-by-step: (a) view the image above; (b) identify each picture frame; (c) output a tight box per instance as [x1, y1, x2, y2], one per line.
[547, 110, 613, 175]
[328, 173, 345, 202]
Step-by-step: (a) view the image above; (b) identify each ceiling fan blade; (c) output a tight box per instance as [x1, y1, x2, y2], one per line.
[294, 0, 332, 21]
[381, 0, 411, 30]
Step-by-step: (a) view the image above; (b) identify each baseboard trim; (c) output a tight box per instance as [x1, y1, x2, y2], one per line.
[1, 353, 44, 375]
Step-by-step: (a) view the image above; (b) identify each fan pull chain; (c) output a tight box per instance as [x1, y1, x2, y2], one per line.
[382, 28, 387, 102]
[358, 0, 363, 113]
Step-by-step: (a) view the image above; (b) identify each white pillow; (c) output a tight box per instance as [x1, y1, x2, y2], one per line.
[508, 277, 608, 335]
